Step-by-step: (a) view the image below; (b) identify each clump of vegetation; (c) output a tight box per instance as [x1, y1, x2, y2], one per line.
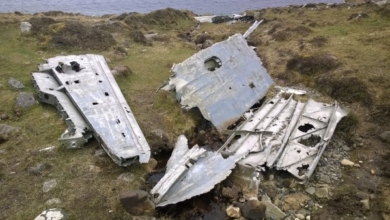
[286, 54, 339, 76]
[336, 112, 359, 135]
[194, 33, 212, 44]
[130, 30, 152, 46]
[28, 17, 57, 33]
[315, 75, 373, 106]
[271, 25, 312, 41]
[309, 36, 328, 47]
[50, 21, 116, 49]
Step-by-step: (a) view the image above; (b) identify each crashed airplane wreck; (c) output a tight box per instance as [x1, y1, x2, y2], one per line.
[151, 23, 347, 207]
[32, 54, 150, 166]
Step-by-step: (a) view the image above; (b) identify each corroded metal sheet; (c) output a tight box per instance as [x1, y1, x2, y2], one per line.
[162, 34, 274, 131]
[32, 54, 150, 166]
[220, 88, 347, 181]
[151, 135, 240, 207]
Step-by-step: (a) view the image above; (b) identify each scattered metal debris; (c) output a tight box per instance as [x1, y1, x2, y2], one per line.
[151, 135, 241, 207]
[161, 27, 273, 131]
[220, 87, 347, 181]
[32, 54, 150, 166]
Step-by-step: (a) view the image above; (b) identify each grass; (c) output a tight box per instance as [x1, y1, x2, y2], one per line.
[0, 3, 390, 219]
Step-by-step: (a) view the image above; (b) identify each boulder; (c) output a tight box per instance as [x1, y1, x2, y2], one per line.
[226, 205, 241, 218]
[241, 199, 266, 220]
[282, 193, 310, 211]
[202, 40, 213, 49]
[45, 198, 62, 206]
[120, 190, 155, 216]
[0, 124, 19, 144]
[117, 172, 135, 183]
[222, 186, 239, 200]
[15, 92, 36, 110]
[8, 77, 25, 89]
[34, 208, 67, 220]
[111, 66, 133, 77]
[315, 185, 329, 199]
[341, 159, 355, 167]
[21, 22, 32, 32]
[261, 194, 287, 220]
[43, 179, 58, 192]
[379, 131, 390, 143]
[28, 163, 46, 175]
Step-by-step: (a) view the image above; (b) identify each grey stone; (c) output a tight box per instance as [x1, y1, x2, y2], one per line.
[226, 205, 241, 218]
[315, 186, 329, 199]
[202, 40, 213, 49]
[360, 199, 370, 210]
[305, 187, 315, 195]
[241, 200, 266, 220]
[43, 179, 58, 192]
[118, 172, 135, 183]
[380, 131, 390, 143]
[222, 186, 239, 200]
[120, 190, 155, 216]
[261, 195, 287, 220]
[317, 174, 331, 184]
[0, 124, 19, 143]
[15, 92, 36, 109]
[296, 213, 305, 220]
[111, 66, 132, 77]
[45, 198, 62, 206]
[39, 146, 55, 152]
[342, 145, 351, 151]
[356, 191, 369, 200]
[34, 208, 67, 220]
[0, 114, 9, 120]
[94, 149, 107, 157]
[21, 22, 32, 32]
[341, 159, 355, 167]
[8, 77, 25, 89]
[28, 163, 46, 175]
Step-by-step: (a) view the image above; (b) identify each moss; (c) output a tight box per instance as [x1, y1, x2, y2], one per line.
[286, 54, 339, 76]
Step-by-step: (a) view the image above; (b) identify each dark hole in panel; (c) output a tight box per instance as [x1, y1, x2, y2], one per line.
[297, 164, 309, 176]
[122, 133, 126, 137]
[116, 119, 120, 124]
[298, 123, 315, 132]
[95, 73, 99, 75]
[65, 81, 70, 85]
[99, 80, 103, 83]
[298, 135, 322, 147]
[74, 80, 80, 84]
[70, 61, 81, 72]
[92, 102, 98, 105]
[204, 56, 222, 71]
[249, 82, 255, 89]
[44, 94, 49, 100]
[105, 92, 109, 96]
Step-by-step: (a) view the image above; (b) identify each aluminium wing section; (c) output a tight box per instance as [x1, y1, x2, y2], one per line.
[33, 54, 150, 166]
[162, 34, 274, 131]
[151, 135, 240, 207]
[221, 88, 346, 182]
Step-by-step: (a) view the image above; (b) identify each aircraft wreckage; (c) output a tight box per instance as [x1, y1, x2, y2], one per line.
[152, 23, 347, 207]
[32, 54, 150, 166]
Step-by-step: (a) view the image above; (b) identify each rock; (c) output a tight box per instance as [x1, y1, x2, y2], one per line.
[8, 77, 25, 89]
[28, 163, 46, 175]
[45, 198, 62, 206]
[356, 191, 369, 200]
[306, 216, 311, 220]
[342, 145, 351, 151]
[0, 124, 19, 143]
[0, 114, 9, 120]
[222, 186, 239, 200]
[341, 159, 355, 167]
[111, 66, 133, 77]
[202, 40, 213, 49]
[94, 149, 107, 157]
[261, 195, 287, 220]
[226, 205, 241, 218]
[354, 164, 361, 168]
[21, 22, 32, 32]
[379, 131, 390, 143]
[39, 146, 55, 152]
[305, 187, 315, 195]
[145, 158, 157, 172]
[315, 186, 329, 199]
[120, 190, 155, 216]
[118, 172, 135, 183]
[241, 200, 266, 220]
[260, 181, 278, 200]
[360, 199, 370, 210]
[15, 92, 36, 110]
[88, 165, 101, 173]
[43, 179, 58, 192]
[370, 169, 375, 175]
[296, 213, 305, 220]
[282, 193, 310, 211]
[34, 208, 67, 220]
